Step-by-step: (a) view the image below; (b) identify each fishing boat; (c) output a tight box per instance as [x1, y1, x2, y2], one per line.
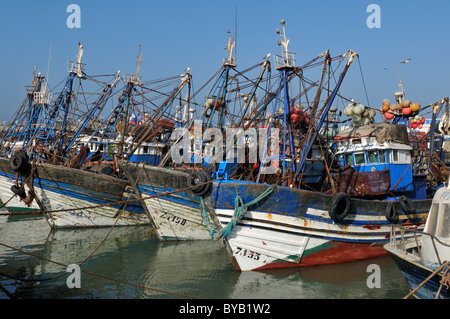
[0, 69, 48, 213]
[120, 30, 278, 241]
[0, 44, 190, 228]
[206, 22, 449, 271]
[384, 179, 450, 299]
[121, 20, 444, 273]
[0, 44, 147, 227]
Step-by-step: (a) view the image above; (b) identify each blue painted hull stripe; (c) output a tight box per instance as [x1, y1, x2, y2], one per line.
[0, 171, 144, 214]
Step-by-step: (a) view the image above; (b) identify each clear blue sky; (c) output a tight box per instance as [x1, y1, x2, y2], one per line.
[0, 0, 449, 122]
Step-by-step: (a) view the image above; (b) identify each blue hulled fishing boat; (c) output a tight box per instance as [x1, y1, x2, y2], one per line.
[0, 44, 191, 228]
[120, 20, 446, 272]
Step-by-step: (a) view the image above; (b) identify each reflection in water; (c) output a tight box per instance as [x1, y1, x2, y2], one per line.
[0, 214, 410, 299]
[230, 256, 409, 299]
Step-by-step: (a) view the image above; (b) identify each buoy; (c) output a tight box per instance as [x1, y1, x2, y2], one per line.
[304, 116, 310, 125]
[402, 107, 411, 116]
[344, 105, 353, 116]
[384, 110, 394, 120]
[410, 103, 420, 112]
[353, 104, 364, 115]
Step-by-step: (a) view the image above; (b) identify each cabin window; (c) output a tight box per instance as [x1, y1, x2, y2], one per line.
[367, 150, 378, 164]
[404, 151, 411, 163]
[379, 151, 386, 163]
[392, 150, 399, 162]
[354, 152, 365, 165]
[437, 204, 450, 238]
[345, 153, 353, 166]
[391, 149, 411, 163]
[424, 203, 439, 235]
[143, 146, 148, 153]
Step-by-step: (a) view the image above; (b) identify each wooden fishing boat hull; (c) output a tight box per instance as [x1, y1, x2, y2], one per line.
[0, 157, 148, 228]
[211, 181, 430, 271]
[120, 162, 430, 271]
[120, 162, 215, 241]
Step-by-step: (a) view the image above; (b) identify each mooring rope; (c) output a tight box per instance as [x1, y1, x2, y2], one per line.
[199, 185, 275, 239]
[403, 260, 450, 299]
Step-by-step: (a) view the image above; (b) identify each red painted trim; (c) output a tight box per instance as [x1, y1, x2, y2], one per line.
[254, 241, 387, 270]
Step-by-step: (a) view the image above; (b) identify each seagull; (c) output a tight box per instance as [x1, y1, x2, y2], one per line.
[401, 58, 411, 64]
[263, 53, 271, 60]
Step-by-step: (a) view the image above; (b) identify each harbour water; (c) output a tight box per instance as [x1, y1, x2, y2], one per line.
[0, 210, 412, 302]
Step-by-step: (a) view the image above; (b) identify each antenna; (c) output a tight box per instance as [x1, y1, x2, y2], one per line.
[224, 30, 237, 66]
[136, 44, 143, 76]
[275, 19, 295, 69]
[235, 4, 238, 60]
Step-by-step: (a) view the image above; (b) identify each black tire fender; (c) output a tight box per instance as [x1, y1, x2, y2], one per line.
[328, 192, 351, 222]
[11, 185, 26, 199]
[196, 170, 212, 197]
[9, 151, 29, 173]
[399, 196, 416, 214]
[9, 153, 24, 172]
[188, 170, 212, 197]
[386, 201, 397, 223]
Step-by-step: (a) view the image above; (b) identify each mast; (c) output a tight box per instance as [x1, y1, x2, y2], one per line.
[119, 45, 143, 155]
[39, 43, 85, 151]
[62, 71, 122, 154]
[257, 20, 296, 184]
[294, 49, 357, 182]
[124, 71, 192, 160]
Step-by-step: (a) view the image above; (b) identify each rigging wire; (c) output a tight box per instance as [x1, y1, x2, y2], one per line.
[357, 55, 371, 108]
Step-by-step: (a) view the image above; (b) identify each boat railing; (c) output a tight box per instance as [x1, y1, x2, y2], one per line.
[24, 85, 35, 95]
[125, 74, 142, 85]
[274, 53, 295, 69]
[389, 225, 450, 266]
[34, 92, 53, 105]
[67, 61, 85, 76]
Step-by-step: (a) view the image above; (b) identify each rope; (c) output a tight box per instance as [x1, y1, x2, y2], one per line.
[403, 260, 450, 299]
[199, 197, 219, 239]
[436, 265, 450, 298]
[357, 56, 371, 108]
[209, 185, 275, 239]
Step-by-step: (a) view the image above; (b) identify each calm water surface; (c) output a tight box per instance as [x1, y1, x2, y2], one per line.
[0, 213, 411, 300]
